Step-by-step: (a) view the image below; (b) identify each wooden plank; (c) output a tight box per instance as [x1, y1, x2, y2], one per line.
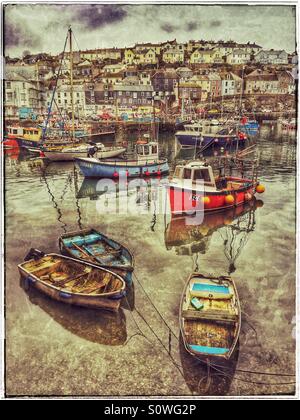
[182, 309, 238, 322]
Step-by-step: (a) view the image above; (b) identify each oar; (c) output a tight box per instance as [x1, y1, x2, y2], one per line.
[72, 242, 134, 272]
[72, 242, 98, 263]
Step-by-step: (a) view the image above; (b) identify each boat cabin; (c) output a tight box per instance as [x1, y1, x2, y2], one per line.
[7, 126, 41, 141]
[135, 141, 159, 163]
[172, 161, 217, 189]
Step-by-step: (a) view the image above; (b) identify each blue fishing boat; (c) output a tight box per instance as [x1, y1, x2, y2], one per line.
[75, 141, 169, 178]
[175, 124, 246, 149]
[59, 228, 134, 285]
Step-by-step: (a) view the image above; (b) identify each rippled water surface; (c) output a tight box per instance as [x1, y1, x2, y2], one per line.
[5, 124, 296, 396]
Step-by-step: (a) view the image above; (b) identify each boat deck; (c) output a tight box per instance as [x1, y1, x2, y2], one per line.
[184, 319, 235, 349]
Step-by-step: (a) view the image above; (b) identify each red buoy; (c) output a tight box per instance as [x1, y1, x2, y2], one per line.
[113, 171, 119, 178]
[40, 150, 45, 158]
[145, 170, 150, 177]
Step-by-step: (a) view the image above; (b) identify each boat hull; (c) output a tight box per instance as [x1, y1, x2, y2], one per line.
[75, 157, 169, 178]
[176, 133, 244, 148]
[168, 178, 256, 214]
[14, 137, 41, 149]
[43, 147, 126, 162]
[18, 253, 126, 312]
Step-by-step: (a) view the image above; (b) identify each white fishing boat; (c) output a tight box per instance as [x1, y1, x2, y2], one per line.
[42, 142, 126, 162]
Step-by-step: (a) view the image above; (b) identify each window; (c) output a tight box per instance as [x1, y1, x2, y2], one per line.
[184, 168, 192, 179]
[193, 169, 212, 184]
[144, 145, 150, 155]
[151, 145, 158, 154]
[174, 167, 181, 178]
[6, 92, 13, 101]
[6, 82, 11, 89]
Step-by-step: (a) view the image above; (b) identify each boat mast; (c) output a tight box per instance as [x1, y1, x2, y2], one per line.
[69, 26, 75, 141]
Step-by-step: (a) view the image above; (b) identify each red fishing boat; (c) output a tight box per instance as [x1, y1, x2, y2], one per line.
[168, 160, 265, 214]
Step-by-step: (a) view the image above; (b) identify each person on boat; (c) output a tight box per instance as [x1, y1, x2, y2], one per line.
[216, 165, 228, 189]
[87, 144, 98, 157]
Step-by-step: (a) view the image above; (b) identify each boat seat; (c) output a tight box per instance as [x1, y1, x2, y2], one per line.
[182, 309, 238, 322]
[188, 344, 230, 355]
[190, 282, 233, 300]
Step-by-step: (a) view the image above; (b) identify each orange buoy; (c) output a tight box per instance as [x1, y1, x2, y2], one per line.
[256, 184, 265, 194]
[225, 194, 235, 205]
[201, 196, 210, 205]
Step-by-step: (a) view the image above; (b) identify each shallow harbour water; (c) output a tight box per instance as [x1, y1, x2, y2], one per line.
[4, 124, 296, 396]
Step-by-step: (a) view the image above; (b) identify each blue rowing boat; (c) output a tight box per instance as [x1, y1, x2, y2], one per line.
[59, 228, 134, 285]
[75, 141, 169, 178]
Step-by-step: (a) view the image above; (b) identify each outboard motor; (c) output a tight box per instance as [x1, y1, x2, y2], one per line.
[24, 248, 45, 261]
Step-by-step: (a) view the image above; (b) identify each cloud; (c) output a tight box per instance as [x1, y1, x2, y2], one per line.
[185, 21, 200, 31]
[160, 23, 179, 33]
[4, 21, 41, 51]
[75, 4, 128, 29]
[210, 20, 222, 28]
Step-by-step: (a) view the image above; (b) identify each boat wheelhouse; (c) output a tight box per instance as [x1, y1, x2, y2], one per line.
[6, 126, 42, 148]
[168, 160, 264, 214]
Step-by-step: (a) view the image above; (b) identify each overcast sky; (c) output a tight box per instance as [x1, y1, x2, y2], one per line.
[3, 2, 297, 57]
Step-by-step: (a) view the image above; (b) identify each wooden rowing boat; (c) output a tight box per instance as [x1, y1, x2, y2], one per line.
[59, 228, 134, 285]
[18, 249, 126, 312]
[180, 273, 241, 360]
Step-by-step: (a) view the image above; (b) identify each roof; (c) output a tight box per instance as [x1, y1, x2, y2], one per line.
[163, 48, 184, 54]
[255, 49, 287, 56]
[219, 72, 242, 81]
[246, 71, 278, 81]
[229, 49, 251, 55]
[176, 66, 192, 72]
[152, 70, 179, 78]
[113, 85, 153, 92]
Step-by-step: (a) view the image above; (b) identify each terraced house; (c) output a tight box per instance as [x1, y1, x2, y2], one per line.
[226, 49, 251, 64]
[162, 47, 185, 64]
[113, 84, 154, 106]
[254, 49, 288, 64]
[219, 72, 243, 96]
[245, 70, 279, 94]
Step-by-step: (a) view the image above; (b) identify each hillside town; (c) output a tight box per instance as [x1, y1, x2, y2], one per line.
[4, 38, 297, 122]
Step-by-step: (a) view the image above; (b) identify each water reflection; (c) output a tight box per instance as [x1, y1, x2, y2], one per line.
[21, 282, 128, 346]
[179, 334, 239, 396]
[165, 199, 262, 273]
